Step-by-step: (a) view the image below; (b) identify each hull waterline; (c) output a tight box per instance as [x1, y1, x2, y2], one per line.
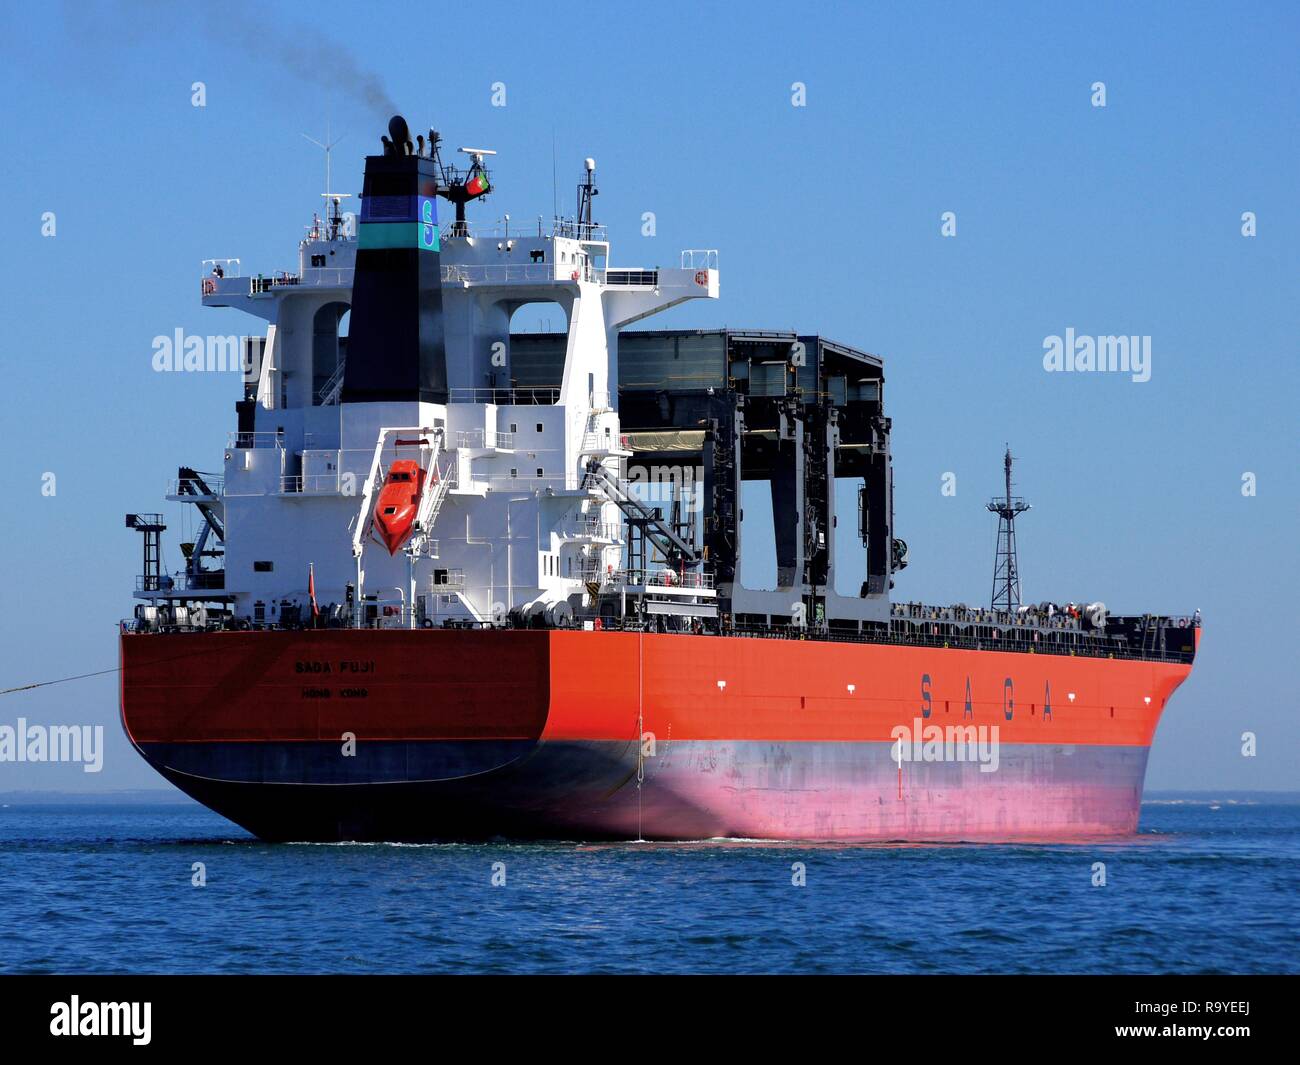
[121, 628, 1192, 843]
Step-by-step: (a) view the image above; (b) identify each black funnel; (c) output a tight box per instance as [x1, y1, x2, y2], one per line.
[340, 120, 447, 405]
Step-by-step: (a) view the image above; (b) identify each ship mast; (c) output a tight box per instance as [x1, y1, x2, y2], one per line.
[302, 124, 345, 207]
[986, 446, 1030, 611]
[303, 124, 351, 241]
[424, 125, 495, 235]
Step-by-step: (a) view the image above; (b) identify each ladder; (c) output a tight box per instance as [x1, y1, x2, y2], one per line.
[583, 458, 698, 568]
[408, 452, 455, 552]
[317, 359, 346, 405]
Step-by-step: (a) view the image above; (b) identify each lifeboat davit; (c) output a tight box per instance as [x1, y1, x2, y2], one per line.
[372, 459, 426, 555]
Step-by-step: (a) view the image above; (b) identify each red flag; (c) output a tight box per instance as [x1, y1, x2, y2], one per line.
[308, 562, 319, 618]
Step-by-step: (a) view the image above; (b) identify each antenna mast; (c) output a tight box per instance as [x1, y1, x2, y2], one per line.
[302, 124, 345, 201]
[986, 446, 1030, 611]
[303, 125, 351, 240]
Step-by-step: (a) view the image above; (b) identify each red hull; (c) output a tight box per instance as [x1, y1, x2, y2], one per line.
[120, 629, 1195, 841]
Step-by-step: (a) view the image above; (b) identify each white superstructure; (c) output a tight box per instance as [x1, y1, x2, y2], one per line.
[162, 137, 719, 632]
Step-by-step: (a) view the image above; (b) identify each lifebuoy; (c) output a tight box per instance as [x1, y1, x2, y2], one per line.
[570, 269, 580, 281]
[694, 270, 708, 286]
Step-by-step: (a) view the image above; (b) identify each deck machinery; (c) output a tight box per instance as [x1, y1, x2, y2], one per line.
[510, 328, 900, 633]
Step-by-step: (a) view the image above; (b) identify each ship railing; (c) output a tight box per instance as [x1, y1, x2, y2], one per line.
[136, 571, 226, 593]
[610, 568, 715, 590]
[441, 262, 558, 285]
[477, 474, 585, 492]
[455, 429, 515, 450]
[200, 260, 243, 296]
[570, 520, 624, 540]
[201, 258, 242, 277]
[440, 219, 557, 240]
[578, 433, 625, 457]
[203, 268, 350, 297]
[892, 619, 1104, 641]
[302, 267, 354, 287]
[303, 439, 416, 457]
[680, 249, 719, 271]
[250, 273, 302, 294]
[447, 387, 561, 406]
[167, 475, 225, 497]
[552, 217, 608, 242]
[410, 539, 440, 559]
[604, 269, 659, 288]
[279, 473, 356, 494]
[1115, 611, 1202, 629]
[428, 571, 467, 589]
[290, 446, 441, 495]
[721, 623, 1192, 664]
[890, 601, 1085, 631]
[227, 431, 288, 449]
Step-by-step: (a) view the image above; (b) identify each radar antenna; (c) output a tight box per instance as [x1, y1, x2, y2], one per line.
[426, 128, 496, 235]
[576, 156, 598, 239]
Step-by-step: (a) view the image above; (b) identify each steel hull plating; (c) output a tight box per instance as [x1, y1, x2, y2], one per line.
[120, 629, 1193, 842]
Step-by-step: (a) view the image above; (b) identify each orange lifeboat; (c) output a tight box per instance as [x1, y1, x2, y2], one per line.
[372, 459, 425, 555]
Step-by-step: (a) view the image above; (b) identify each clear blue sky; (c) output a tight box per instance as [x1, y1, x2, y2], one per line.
[0, 1, 1295, 792]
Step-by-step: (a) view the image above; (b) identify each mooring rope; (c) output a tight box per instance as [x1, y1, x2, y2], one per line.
[0, 667, 121, 697]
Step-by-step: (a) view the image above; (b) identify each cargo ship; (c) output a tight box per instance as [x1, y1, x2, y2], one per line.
[121, 117, 1199, 842]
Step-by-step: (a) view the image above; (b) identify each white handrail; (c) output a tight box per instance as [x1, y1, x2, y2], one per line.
[680, 249, 719, 270]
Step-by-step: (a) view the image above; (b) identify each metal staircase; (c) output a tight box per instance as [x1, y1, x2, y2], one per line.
[408, 454, 455, 553]
[583, 458, 698, 569]
[317, 359, 346, 405]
